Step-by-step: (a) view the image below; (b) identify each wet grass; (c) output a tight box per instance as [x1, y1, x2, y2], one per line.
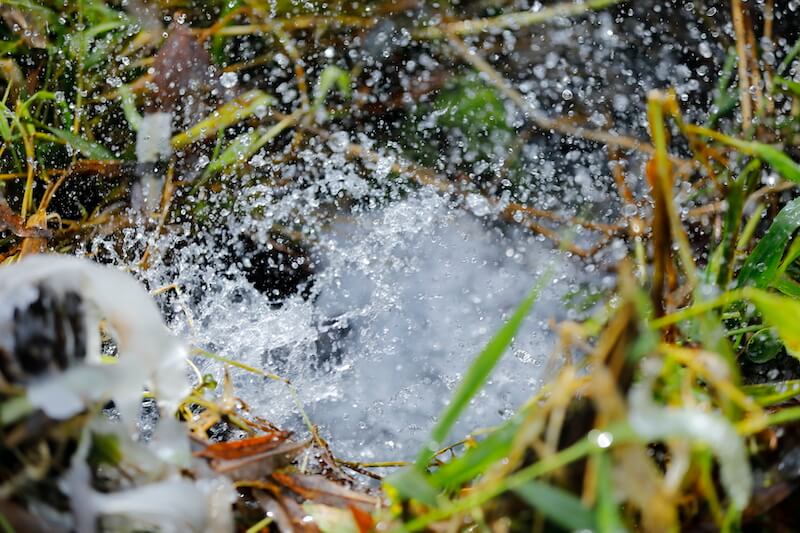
[1, 0, 800, 531]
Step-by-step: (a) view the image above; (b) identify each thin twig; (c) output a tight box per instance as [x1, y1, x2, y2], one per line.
[445, 33, 656, 155]
[731, 0, 753, 130]
[288, 115, 618, 256]
[414, 0, 625, 39]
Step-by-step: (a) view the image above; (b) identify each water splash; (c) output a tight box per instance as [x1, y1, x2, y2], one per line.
[107, 188, 577, 459]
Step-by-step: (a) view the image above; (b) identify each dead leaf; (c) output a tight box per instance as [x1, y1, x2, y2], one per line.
[272, 473, 381, 511]
[147, 22, 215, 120]
[0, 203, 51, 239]
[255, 492, 320, 533]
[207, 439, 309, 480]
[0, 7, 48, 49]
[195, 431, 293, 460]
[349, 505, 375, 533]
[18, 210, 51, 257]
[303, 503, 361, 533]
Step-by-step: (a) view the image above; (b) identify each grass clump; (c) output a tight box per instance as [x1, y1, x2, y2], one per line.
[1, 0, 800, 532]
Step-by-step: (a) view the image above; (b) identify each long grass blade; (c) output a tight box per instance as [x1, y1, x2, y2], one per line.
[43, 124, 114, 160]
[737, 197, 800, 288]
[514, 480, 596, 531]
[416, 271, 550, 467]
[171, 90, 274, 150]
[686, 124, 800, 183]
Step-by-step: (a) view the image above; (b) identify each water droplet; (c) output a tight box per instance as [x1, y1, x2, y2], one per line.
[596, 431, 613, 448]
[327, 131, 350, 152]
[220, 72, 238, 89]
[465, 194, 491, 217]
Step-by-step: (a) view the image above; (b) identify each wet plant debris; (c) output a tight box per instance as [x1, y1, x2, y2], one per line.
[1, 0, 800, 531]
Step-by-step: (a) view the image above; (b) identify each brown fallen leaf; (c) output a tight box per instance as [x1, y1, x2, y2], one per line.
[18, 210, 51, 257]
[194, 431, 293, 460]
[147, 21, 216, 121]
[0, 202, 51, 239]
[206, 439, 309, 480]
[272, 472, 381, 511]
[303, 503, 363, 533]
[349, 504, 375, 533]
[255, 491, 320, 533]
[0, 7, 48, 49]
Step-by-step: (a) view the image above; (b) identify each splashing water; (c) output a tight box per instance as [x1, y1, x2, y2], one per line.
[96, 185, 578, 459]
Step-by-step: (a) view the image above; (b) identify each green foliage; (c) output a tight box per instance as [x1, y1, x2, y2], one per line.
[706, 49, 738, 128]
[386, 272, 547, 503]
[428, 417, 519, 491]
[773, 76, 800, 97]
[43, 124, 114, 159]
[433, 75, 511, 143]
[416, 273, 548, 468]
[737, 197, 800, 289]
[594, 452, 624, 532]
[313, 65, 351, 111]
[401, 74, 512, 170]
[88, 431, 122, 467]
[2, 1, 800, 531]
[748, 288, 800, 358]
[171, 90, 275, 150]
[201, 110, 297, 183]
[514, 480, 596, 531]
[713, 160, 761, 286]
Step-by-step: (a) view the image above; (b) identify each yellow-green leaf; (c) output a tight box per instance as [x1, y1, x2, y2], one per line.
[747, 288, 800, 357]
[171, 90, 274, 150]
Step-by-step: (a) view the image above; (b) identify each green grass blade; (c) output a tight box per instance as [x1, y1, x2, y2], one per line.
[717, 160, 760, 285]
[398, 423, 635, 532]
[171, 90, 274, 150]
[514, 480, 596, 532]
[595, 452, 625, 532]
[313, 65, 351, 111]
[746, 143, 800, 183]
[774, 76, 800, 97]
[428, 417, 520, 490]
[777, 36, 800, 77]
[706, 48, 738, 128]
[737, 203, 766, 252]
[204, 128, 262, 176]
[415, 271, 549, 467]
[737, 197, 800, 288]
[687, 125, 800, 183]
[43, 124, 114, 159]
[774, 274, 800, 299]
[386, 272, 549, 503]
[743, 379, 800, 406]
[747, 288, 800, 358]
[777, 235, 800, 276]
[0, 102, 12, 142]
[203, 111, 299, 178]
[386, 467, 440, 507]
[117, 85, 142, 131]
